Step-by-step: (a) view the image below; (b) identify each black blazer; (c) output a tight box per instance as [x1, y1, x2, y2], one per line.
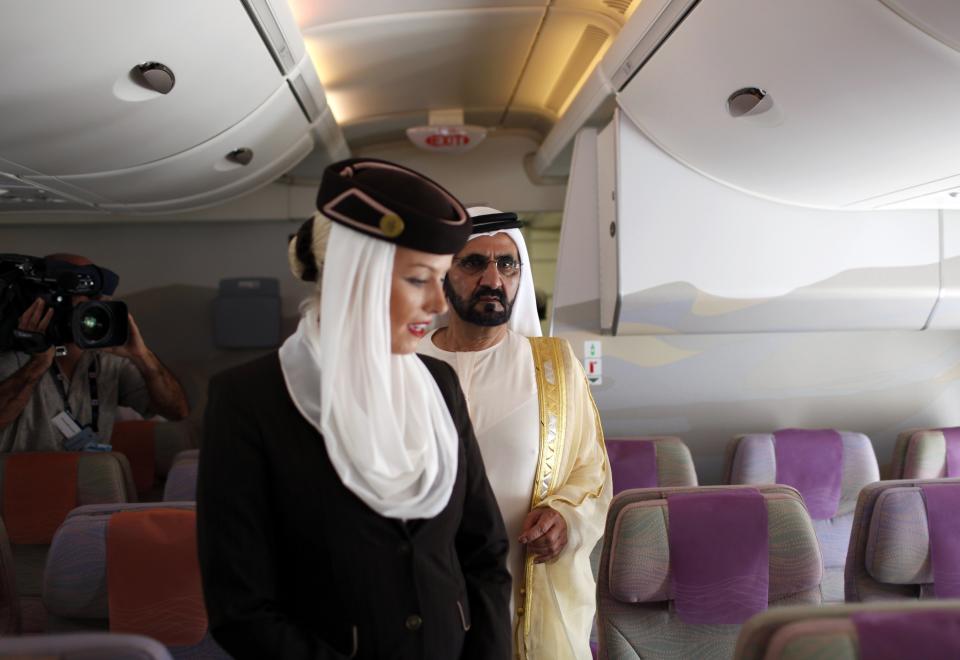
[197, 353, 511, 660]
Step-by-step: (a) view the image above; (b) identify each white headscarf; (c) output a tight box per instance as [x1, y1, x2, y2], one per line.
[436, 206, 542, 338]
[279, 221, 459, 519]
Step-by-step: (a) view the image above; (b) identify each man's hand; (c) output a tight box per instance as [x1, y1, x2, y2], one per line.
[519, 507, 568, 563]
[103, 314, 148, 362]
[17, 298, 55, 368]
[103, 313, 190, 421]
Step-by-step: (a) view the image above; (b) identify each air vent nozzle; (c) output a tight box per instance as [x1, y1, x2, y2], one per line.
[727, 87, 771, 117]
[134, 62, 176, 95]
[227, 148, 254, 166]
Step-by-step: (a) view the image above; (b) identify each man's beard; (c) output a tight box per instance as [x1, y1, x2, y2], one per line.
[444, 279, 514, 327]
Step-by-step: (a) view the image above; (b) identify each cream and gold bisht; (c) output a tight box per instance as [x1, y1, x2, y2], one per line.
[519, 336, 611, 660]
[421, 206, 611, 659]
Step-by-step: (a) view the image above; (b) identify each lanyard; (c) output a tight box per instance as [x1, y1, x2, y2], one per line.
[50, 356, 99, 433]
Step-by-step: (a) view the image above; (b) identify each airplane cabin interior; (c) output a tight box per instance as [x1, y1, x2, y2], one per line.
[2, 0, 960, 658]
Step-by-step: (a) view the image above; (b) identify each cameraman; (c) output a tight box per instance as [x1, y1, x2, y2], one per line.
[0, 254, 189, 453]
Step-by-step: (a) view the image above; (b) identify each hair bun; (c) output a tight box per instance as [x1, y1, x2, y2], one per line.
[289, 217, 319, 282]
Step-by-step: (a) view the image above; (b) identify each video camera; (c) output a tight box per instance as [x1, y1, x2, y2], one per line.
[0, 254, 128, 353]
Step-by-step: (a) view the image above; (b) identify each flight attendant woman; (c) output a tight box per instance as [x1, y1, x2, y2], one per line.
[197, 159, 512, 660]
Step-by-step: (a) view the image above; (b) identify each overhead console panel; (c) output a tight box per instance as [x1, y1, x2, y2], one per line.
[616, 0, 960, 210]
[0, 0, 348, 214]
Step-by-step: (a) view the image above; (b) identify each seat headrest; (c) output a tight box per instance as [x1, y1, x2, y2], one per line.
[607, 486, 822, 604]
[43, 503, 196, 620]
[0, 632, 174, 659]
[899, 429, 960, 479]
[0, 453, 133, 545]
[865, 486, 932, 585]
[729, 431, 879, 517]
[734, 601, 960, 660]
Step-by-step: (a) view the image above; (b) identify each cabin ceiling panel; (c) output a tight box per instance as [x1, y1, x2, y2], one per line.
[0, 0, 280, 176]
[290, 0, 548, 28]
[509, 9, 618, 118]
[552, 0, 639, 25]
[302, 9, 544, 125]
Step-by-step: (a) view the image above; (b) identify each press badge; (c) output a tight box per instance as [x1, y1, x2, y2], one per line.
[52, 411, 99, 451]
[51, 410, 82, 440]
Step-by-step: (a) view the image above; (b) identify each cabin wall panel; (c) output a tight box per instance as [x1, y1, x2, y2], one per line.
[553, 322, 960, 485]
[596, 119, 619, 332]
[552, 128, 600, 335]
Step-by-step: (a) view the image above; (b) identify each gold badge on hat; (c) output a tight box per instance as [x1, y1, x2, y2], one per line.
[380, 213, 405, 238]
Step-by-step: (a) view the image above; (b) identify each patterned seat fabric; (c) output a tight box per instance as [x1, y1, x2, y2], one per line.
[606, 437, 698, 493]
[42, 503, 228, 659]
[889, 428, 957, 479]
[162, 450, 199, 502]
[845, 477, 960, 602]
[0, 452, 135, 633]
[734, 600, 960, 660]
[592, 437, 697, 575]
[112, 421, 196, 500]
[723, 431, 879, 602]
[0, 632, 173, 659]
[596, 485, 823, 660]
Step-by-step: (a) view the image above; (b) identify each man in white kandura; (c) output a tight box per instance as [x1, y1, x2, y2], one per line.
[419, 206, 610, 660]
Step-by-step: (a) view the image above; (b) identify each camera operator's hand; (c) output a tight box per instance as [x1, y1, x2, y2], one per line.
[103, 313, 190, 421]
[18, 298, 55, 369]
[102, 313, 148, 362]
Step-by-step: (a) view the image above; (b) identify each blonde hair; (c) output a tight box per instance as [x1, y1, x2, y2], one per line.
[288, 212, 333, 285]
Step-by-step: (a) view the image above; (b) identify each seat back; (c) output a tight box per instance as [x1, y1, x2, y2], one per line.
[162, 450, 199, 502]
[43, 503, 227, 659]
[0, 518, 19, 637]
[889, 427, 960, 480]
[596, 485, 822, 660]
[734, 600, 960, 660]
[0, 632, 174, 659]
[0, 452, 134, 627]
[212, 277, 281, 348]
[724, 430, 879, 601]
[112, 421, 195, 500]
[605, 437, 697, 494]
[846, 477, 960, 602]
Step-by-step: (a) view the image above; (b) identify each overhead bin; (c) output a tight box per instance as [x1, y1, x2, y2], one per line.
[537, 0, 960, 209]
[0, 0, 348, 213]
[101, 135, 314, 213]
[0, 0, 280, 175]
[35, 86, 309, 208]
[591, 112, 941, 335]
[616, 0, 960, 209]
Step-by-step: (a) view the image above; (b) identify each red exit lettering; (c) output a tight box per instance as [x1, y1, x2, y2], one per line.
[425, 133, 471, 147]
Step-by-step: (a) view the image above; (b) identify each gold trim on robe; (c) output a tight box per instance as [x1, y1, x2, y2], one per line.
[516, 337, 611, 660]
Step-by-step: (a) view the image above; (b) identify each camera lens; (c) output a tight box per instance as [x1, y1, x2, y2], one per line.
[78, 306, 110, 342]
[72, 300, 128, 348]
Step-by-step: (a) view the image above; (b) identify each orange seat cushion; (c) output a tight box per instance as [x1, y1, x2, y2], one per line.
[3, 453, 80, 544]
[107, 509, 207, 646]
[111, 421, 157, 496]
